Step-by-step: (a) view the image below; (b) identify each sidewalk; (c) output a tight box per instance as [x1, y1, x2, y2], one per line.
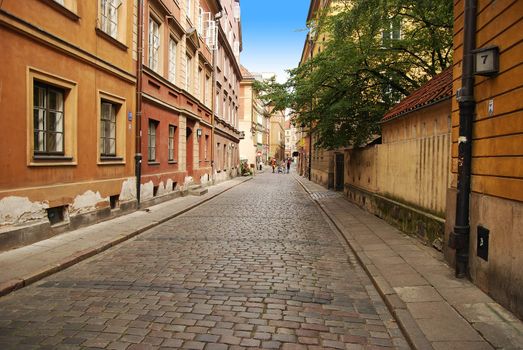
[294, 174, 523, 350]
[0, 176, 251, 298]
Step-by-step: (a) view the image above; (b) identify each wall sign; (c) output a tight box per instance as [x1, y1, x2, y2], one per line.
[473, 46, 499, 76]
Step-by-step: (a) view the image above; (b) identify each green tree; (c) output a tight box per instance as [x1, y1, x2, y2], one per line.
[255, 0, 453, 149]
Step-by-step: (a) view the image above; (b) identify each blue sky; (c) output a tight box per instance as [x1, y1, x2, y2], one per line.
[240, 0, 310, 82]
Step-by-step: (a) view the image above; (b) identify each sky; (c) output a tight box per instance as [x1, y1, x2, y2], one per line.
[240, 0, 311, 83]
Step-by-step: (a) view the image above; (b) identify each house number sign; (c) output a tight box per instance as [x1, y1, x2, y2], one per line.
[473, 46, 499, 76]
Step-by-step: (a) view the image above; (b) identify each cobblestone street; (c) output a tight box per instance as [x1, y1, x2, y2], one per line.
[0, 172, 408, 349]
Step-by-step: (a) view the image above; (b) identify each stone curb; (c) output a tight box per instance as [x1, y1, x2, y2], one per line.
[293, 175, 433, 350]
[0, 176, 252, 298]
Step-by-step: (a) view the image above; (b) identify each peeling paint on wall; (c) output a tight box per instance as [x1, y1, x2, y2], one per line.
[70, 190, 108, 215]
[200, 173, 211, 186]
[183, 176, 194, 189]
[141, 181, 154, 201]
[0, 196, 48, 226]
[156, 181, 167, 196]
[165, 178, 175, 192]
[119, 178, 137, 201]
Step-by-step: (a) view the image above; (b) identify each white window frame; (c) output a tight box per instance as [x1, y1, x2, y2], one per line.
[185, 53, 193, 92]
[100, 101, 117, 156]
[168, 125, 176, 161]
[168, 37, 177, 84]
[186, 0, 192, 21]
[148, 16, 161, 73]
[100, 0, 121, 39]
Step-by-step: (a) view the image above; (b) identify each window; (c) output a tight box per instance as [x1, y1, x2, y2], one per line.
[33, 83, 65, 155]
[382, 17, 401, 46]
[205, 74, 211, 107]
[185, 53, 192, 92]
[186, 0, 192, 20]
[97, 91, 126, 163]
[29, 69, 78, 165]
[168, 125, 176, 161]
[100, 0, 120, 38]
[198, 7, 203, 35]
[148, 16, 160, 72]
[148, 120, 158, 161]
[168, 37, 177, 84]
[215, 90, 220, 117]
[100, 101, 117, 156]
[197, 66, 203, 99]
[204, 135, 209, 160]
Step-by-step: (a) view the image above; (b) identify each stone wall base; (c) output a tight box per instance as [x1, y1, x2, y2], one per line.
[0, 189, 186, 253]
[345, 184, 445, 249]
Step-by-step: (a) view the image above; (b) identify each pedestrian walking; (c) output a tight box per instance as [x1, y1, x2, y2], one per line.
[271, 158, 276, 173]
[286, 157, 291, 174]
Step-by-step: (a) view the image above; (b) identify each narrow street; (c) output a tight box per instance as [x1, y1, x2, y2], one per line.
[0, 171, 407, 350]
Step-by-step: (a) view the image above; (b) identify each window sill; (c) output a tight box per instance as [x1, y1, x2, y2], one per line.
[99, 156, 125, 165]
[168, 160, 178, 164]
[148, 161, 160, 165]
[30, 154, 76, 166]
[95, 28, 128, 51]
[40, 0, 80, 21]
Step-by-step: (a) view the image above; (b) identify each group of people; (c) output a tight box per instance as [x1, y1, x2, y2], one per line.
[270, 157, 292, 174]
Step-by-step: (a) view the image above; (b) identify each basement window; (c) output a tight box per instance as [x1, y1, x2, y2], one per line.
[109, 194, 119, 209]
[47, 205, 66, 225]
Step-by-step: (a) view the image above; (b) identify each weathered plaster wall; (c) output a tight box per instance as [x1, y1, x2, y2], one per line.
[0, 197, 48, 226]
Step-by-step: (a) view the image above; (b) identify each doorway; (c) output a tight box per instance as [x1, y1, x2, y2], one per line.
[186, 127, 193, 174]
[335, 153, 344, 191]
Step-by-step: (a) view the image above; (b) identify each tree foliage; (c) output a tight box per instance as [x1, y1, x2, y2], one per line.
[255, 0, 453, 149]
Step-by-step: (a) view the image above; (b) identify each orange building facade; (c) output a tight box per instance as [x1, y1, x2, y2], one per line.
[445, 0, 523, 319]
[0, 0, 136, 249]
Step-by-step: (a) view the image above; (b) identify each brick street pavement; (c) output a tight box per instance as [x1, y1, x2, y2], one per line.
[0, 171, 409, 349]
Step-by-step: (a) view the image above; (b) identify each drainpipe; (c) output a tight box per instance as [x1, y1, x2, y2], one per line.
[450, 0, 476, 278]
[135, 0, 144, 208]
[308, 33, 314, 181]
[210, 11, 223, 183]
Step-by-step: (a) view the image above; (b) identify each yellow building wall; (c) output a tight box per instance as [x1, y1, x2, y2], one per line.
[346, 100, 451, 216]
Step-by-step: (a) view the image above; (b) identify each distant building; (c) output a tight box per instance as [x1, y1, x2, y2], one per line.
[270, 109, 286, 161]
[239, 65, 270, 166]
[213, 0, 243, 183]
[284, 119, 298, 159]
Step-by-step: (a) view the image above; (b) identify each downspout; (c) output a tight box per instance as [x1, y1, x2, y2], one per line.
[450, 0, 476, 278]
[308, 35, 313, 181]
[211, 39, 216, 182]
[135, 0, 144, 208]
[211, 11, 223, 183]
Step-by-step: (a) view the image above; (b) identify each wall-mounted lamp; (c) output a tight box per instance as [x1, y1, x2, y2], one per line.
[196, 128, 202, 137]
